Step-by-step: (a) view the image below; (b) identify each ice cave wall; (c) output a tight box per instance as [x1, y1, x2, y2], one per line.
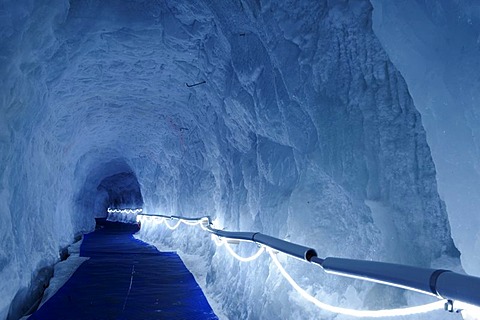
[372, 0, 480, 276]
[0, 0, 460, 319]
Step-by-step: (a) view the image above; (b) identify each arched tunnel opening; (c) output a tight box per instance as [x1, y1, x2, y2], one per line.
[73, 157, 144, 223]
[96, 172, 144, 216]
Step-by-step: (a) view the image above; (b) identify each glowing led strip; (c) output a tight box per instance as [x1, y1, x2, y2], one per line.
[163, 219, 183, 230]
[137, 215, 162, 224]
[137, 215, 209, 231]
[224, 242, 264, 262]
[211, 234, 225, 247]
[136, 214, 450, 317]
[211, 235, 265, 262]
[178, 219, 206, 226]
[267, 249, 446, 317]
[108, 208, 143, 214]
[138, 214, 264, 262]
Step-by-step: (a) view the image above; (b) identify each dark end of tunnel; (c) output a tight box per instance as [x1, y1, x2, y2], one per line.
[94, 218, 141, 233]
[75, 158, 145, 226]
[96, 171, 144, 217]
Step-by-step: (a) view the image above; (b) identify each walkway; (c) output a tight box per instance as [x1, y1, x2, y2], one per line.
[29, 219, 217, 320]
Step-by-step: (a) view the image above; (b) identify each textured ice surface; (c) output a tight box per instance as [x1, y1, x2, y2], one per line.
[371, 0, 480, 276]
[97, 172, 144, 216]
[36, 240, 89, 310]
[107, 212, 138, 224]
[0, 0, 462, 319]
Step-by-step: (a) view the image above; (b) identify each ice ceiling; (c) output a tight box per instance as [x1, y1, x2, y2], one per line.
[0, 0, 473, 319]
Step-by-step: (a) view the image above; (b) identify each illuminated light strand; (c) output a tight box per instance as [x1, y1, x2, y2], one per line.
[136, 214, 455, 317]
[212, 234, 225, 247]
[108, 208, 143, 214]
[267, 249, 446, 317]
[179, 219, 205, 226]
[163, 219, 183, 230]
[211, 235, 264, 262]
[224, 241, 264, 262]
[152, 217, 165, 223]
[199, 221, 209, 231]
[137, 214, 209, 231]
[136, 215, 164, 225]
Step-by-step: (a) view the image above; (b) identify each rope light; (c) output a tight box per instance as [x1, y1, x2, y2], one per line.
[163, 219, 182, 230]
[134, 213, 467, 317]
[136, 214, 210, 231]
[179, 219, 205, 226]
[267, 248, 446, 317]
[107, 208, 143, 214]
[211, 235, 265, 262]
[211, 234, 224, 247]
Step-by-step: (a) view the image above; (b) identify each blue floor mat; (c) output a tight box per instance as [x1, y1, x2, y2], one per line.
[29, 219, 217, 320]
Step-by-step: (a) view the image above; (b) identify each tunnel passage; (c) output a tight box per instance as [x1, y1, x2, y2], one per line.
[97, 172, 143, 214]
[75, 157, 144, 221]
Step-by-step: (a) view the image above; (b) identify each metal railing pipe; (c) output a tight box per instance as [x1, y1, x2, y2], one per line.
[171, 215, 208, 221]
[203, 224, 316, 261]
[138, 213, 166, 218]
[205, 224, 258, 242]
[135, 213, 480, 309]
[435, 271, 480, 307]
[321, 258, 438, 295]
[320, 257, 480, 306]
[252, 233, 317, 261]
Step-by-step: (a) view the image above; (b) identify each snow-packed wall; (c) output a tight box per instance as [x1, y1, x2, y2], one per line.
[371, 0, 480, 278]
[0, 0, 463, 319]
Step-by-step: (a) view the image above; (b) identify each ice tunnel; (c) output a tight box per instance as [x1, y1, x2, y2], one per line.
[97, 172, 143, 211]
[77, 158, 144, 217]
[1, 0, 478, 319]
